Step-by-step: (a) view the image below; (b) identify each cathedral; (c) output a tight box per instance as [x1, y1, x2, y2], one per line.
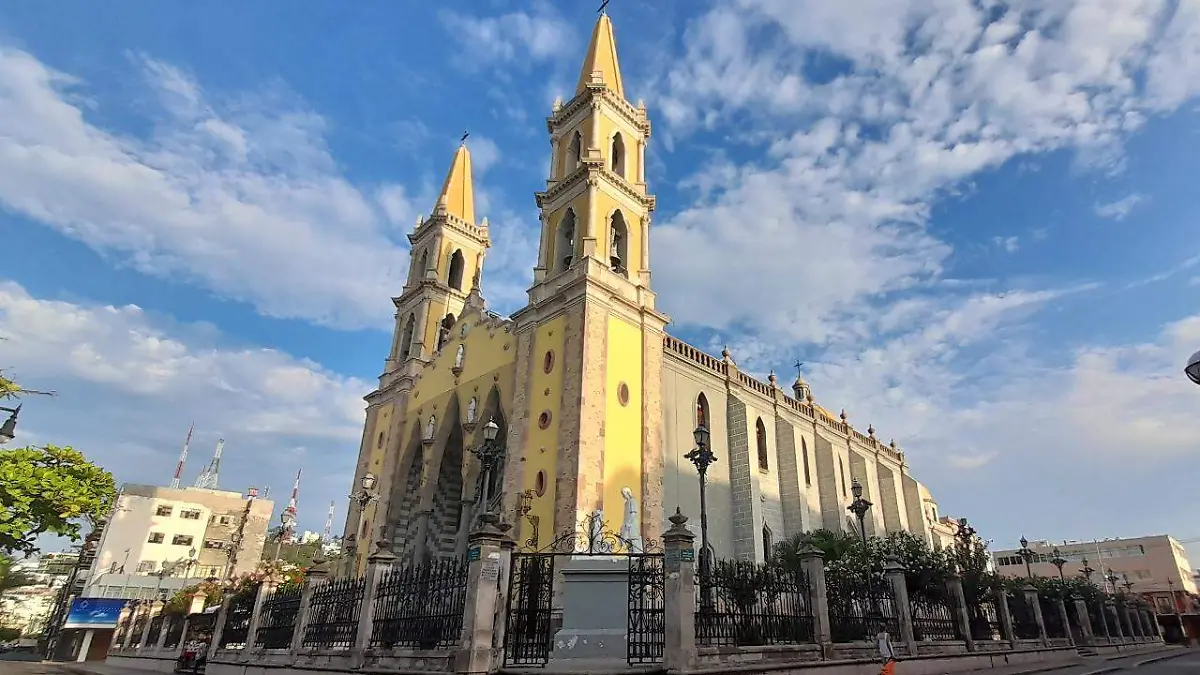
[343, 13, 944, 575]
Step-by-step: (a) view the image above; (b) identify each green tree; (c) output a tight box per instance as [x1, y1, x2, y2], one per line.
[0, 444, 117, 554]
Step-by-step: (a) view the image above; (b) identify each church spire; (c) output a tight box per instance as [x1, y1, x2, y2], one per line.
[576, 13, 624, 99]
[436, 142, 475, 224]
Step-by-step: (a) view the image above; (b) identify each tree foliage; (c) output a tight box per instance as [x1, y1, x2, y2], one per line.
[0, 553, 37, 593]
[164, 560, 308, 614]
[0, 444, 117, 554]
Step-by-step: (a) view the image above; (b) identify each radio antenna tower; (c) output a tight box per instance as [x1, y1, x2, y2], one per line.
[280, 469, 301, 544]
[169, 422, 194, 489]
[323, 501, 335, 543]
[192, 438, 224, 489]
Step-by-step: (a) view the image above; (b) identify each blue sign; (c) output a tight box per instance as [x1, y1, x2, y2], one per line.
[63, 598, 128, 629]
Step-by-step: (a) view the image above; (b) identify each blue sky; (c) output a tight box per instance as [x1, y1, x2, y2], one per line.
[1, 1, 1198, 564]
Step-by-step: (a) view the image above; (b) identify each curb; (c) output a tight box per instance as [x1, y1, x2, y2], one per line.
[1133, 650, 1191, 668]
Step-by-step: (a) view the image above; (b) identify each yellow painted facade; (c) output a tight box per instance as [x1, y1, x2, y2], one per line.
[343, 12, 943, 569]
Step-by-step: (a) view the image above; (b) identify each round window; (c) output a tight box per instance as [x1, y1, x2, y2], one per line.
[538, 410, 553, 429]
[535, 471, 547, 496]
[543, 350, 555, 373]
[617, 382, 630, 406]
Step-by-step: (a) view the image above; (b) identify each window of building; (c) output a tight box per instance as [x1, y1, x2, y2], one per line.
[218, 515, 231, 525]
[839, 457, 847, 497]
[155, 505, 173, 517]
[762, 525, 773, 558]
[198, 565, 223, 578]
[567, 131, 582, 171]
[696, 393, 709, 430]
[180, 509, 201, 520]
[136, 561, 156, 573]
[801, 437, 811, 486]
[147, 532, 165, 544]
[172, 535, 194, 546]
[611, 133, 625, 177]
[399, 313, 416, 360]
[448, 249, 465, 290]
[556, 209, 576, 271]
[756, 418, 769, 472]
[609, 211, 628, 276]
[203, 539, 226, 550]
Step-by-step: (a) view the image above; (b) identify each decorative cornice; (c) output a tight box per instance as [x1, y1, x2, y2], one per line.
[536, 163, 655, 212]
[408, 211, 491, 248]
[547, 86, 649, 138]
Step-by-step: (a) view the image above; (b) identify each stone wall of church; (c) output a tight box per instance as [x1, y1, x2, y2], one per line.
[660, 335, 935, 562]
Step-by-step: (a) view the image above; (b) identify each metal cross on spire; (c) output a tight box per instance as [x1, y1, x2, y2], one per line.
[598, 0, 610, 14]
[460, 130, 469, 144]
[794, 360, 804, 377]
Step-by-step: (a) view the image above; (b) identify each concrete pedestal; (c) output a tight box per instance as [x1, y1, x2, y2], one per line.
[548, 557, 629, 663]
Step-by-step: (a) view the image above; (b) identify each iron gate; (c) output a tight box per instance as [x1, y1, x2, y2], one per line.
[502, 513, 665, 667]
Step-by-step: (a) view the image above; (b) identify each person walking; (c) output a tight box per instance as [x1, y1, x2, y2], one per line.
[876, 627, 897, 675]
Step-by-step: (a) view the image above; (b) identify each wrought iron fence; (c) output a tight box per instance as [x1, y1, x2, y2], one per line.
[827, 575, 899, 643]
[1088, 601, 1111, 638]
[371, 558, 469, 651]
[162, 613, 186, 649]
[966, 597, 1005, 641]
[504, 554, 555, 667]
[302, 577, 366, 650]
[218, 584, 260, 649]
[694, 559, 815, 647]
[1116, 602, 1137, 637]
[254, 583, 302, 650]
[910, 590, 962, 641]
[145, 614, 164, 647]
[1041, 597, 1066, 638]
[129, 614, 147, 646]
[1008, 592, 1040, 640]
[627, 554, 665, 665]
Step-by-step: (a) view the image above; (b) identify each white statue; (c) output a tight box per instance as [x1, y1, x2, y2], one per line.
[455, 344, 465, 369]
[620, 487, 643, 553]
[425, 415, 437, 441]
[466, 397, 477, 424]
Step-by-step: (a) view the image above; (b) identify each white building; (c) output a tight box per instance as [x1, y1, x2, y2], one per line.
[83, 484, 273, 600]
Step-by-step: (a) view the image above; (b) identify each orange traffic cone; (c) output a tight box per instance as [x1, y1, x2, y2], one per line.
[879, 660, 896, 675]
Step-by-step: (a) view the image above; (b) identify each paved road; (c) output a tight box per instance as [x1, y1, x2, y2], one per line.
[1124, 650, 1200, 673]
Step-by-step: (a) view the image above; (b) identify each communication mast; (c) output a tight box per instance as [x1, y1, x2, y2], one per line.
[192, 438, 224, 489]
[169, 423, 194, 489]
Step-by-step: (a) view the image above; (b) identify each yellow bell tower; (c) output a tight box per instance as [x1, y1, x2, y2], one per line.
[386, 142, 490, 377]
[509, 11, 668, 548]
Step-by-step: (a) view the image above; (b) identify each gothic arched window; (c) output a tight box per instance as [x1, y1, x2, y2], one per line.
[696, 393, 709, 430]
[437, 313, 455, 350]
[448, 249, 465, 290]
[801, 437, 811, 487]
[756, 417, 769, 472]
[418, 249, 429, 279]
[557, 209, 577, 271]
[611, 133, 625, 177]
[762, 525, 773, 559]
[568, 131, 582, 171]
[609, 211, 628, 276]
[839, 457, 847, 497]
[400, 313, 416, 360]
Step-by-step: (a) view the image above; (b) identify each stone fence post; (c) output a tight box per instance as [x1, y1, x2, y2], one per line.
[947, 573, 975, 652]
[290, 556, 330, 657]
[352, 536, 397, 668]
[997, 590, 1015, 648]
[882, 558, 915, 656]
[156, 614, 173, 653]
[242, 581, 273, 660]
[454, 515, 514, 675]
[800, 546, 832, 657]
[1071, 595, 1093, 645]
[1023, 585, 1048, 646]
[662, 509, 696, 673]
[1056, 597, 1073, 646]
[119, 602, 139, 649]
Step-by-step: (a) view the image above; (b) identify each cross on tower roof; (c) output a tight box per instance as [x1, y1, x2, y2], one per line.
[794, 360, 804, 376]
[598, 0, 610, 14]
[460, 131, 469, 144]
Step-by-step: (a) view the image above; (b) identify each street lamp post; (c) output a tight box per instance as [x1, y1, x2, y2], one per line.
[1185, 350, 1200, 385]
[1080, 557, 1096, 582]
[1121, 573, 1134, 594]
[0, 404, 20, 445]
[1105, 568, 1120, 595]
[1017, 536, 1035, 579]
[684, 423, 715, 583]
[1050, 547, 1067, 582]
[846, 477, 872, 543]
[468, 419, 504, 522]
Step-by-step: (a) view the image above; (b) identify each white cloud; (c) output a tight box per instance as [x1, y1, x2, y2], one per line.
[0, 280, 367, 533]
[993, 236, 1020, 253]
[439, 6, 573, 66]
[1094, 193, 1146, 221]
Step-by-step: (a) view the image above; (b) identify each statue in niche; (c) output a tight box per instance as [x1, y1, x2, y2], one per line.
[455, 344, 465, 369]
[466, 397, 477, 424]
[619, 487, 643, 553]
[425, 415, 437, 441]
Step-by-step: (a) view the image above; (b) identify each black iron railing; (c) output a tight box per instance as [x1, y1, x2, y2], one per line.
[967, 597, 1005, 641]
[828, 578, 899, 643]
[218, 584, 260, 649]
[162, 614, 186, 649]
[145, 615, 164, 647]
[695, 559, 815, 647]
[371, 558, 469, 651]
[129, 615, 147, 647]
[504, 554, 555, 667]
[627, 554, 665, 665]
[254, 583, 302, 650]
[1008, 592, 1040, 640]
[302, 577, 366, 650]
[1041, 597, 1066, 638]
[911, 591, 962, 641]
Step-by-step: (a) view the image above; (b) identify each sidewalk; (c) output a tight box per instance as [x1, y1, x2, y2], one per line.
[48, 661, 166, 675]
[955, 644, 1183, 675]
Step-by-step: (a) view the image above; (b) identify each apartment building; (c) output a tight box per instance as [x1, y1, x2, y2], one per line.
[994, 535, 1196, 614]
[82, 484, 273, 600]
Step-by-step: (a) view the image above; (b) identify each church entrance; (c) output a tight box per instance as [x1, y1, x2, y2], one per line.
[502, 512, 664, 668]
